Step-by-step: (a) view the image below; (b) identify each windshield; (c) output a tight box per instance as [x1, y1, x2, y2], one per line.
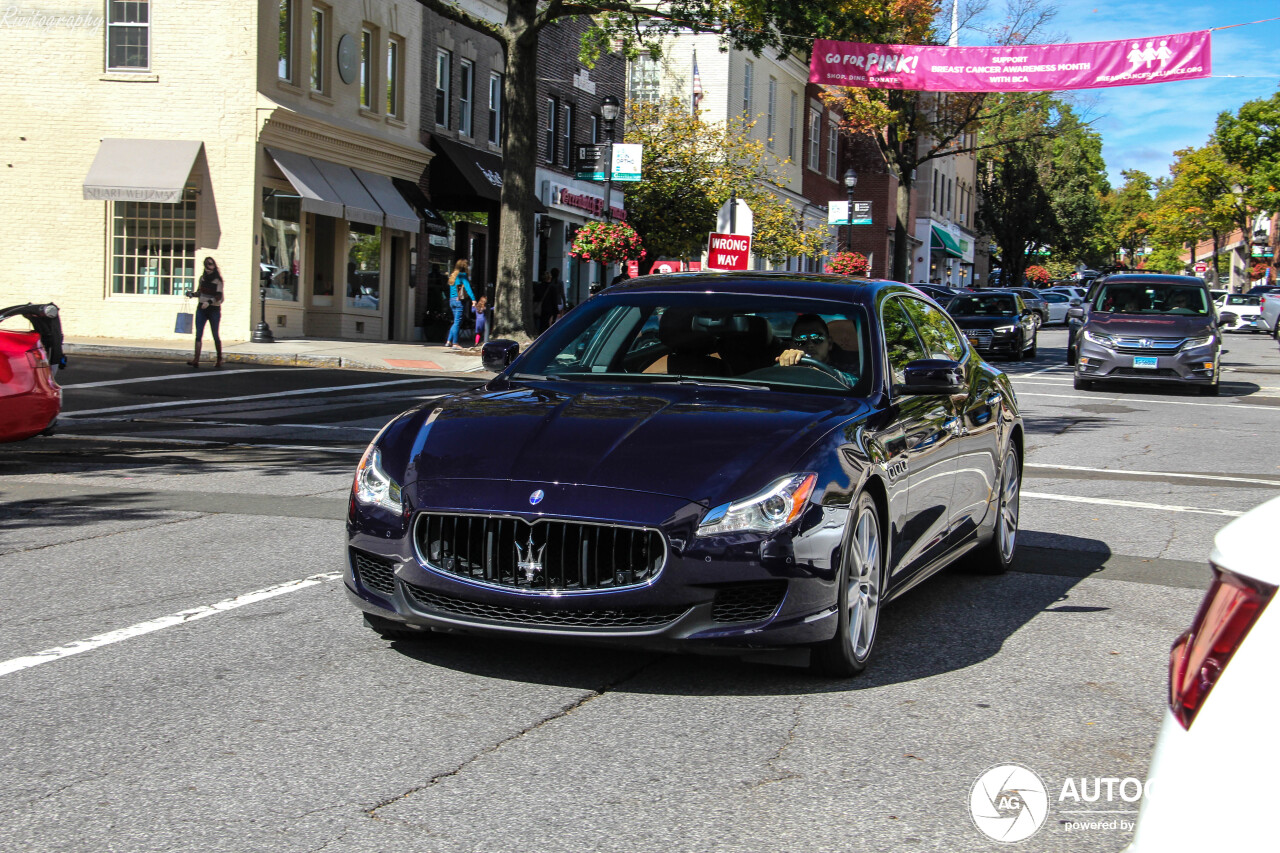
[513, 292, 873, 395]
[1225, 294, 1260, 306]
[948, 294, 1019, 316]
[1093, 281, 1209, 315]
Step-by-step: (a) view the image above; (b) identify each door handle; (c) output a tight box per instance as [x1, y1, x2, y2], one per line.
[943, 416, 963, 436]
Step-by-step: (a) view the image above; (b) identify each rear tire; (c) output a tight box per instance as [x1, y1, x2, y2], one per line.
[1008, 334, 1023, 362]
[965, 443, 1021, 575]
[812, 492, 884, 678]
[1026, 335, 1037, 358]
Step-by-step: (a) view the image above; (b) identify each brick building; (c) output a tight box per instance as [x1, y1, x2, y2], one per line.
[0, 0, 433, 342]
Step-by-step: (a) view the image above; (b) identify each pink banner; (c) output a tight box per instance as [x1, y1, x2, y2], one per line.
[810, 31, 1211, 92]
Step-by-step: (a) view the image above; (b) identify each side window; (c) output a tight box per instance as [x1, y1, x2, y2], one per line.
[902, 297, 964, 361]
[881, 298, 928, 385]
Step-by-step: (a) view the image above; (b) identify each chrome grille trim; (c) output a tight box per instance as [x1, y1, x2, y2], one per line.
[1112, 336, 1185, 354]
[412, 513, 668, 596]
[963, 330, 994, 347]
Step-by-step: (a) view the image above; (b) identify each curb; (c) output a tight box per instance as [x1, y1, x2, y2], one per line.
[66, 344, 344, 369]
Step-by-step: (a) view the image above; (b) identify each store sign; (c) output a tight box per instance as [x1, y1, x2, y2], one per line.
[706, 233, 752, 270]
[828, 200, 872, 225]
[547, 182, 626, 220]
[612, 144, 642, 182]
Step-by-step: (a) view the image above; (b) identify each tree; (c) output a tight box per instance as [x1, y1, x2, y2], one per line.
[622, 98, 828, 266]
[1215, 92, 1280, 275]
[821, 0, 1059, 281]
[975, 95, 1107, 289]
[1099, 170, 1155, 269]
[412, 1, 876, 340]
[1147, 145, 1250, 279]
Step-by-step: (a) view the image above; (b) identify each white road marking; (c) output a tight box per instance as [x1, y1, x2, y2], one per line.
[1016, 391, 1280, 412]
[1022, 491, 1245, 517]
[1027, 463, 1280, 488]
[60, 377, 444, 418]
[64, 368, 301, 389]
[0, 572, 344, 678]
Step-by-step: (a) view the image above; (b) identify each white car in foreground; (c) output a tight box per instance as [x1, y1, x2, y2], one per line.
[1125, 495, 1279, 851]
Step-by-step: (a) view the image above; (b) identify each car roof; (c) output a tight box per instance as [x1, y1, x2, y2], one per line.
[1097, 273, 1208, 286]
[606, 270, 907, 302]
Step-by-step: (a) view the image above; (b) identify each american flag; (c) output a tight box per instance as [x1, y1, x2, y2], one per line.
[691, 51, 704, 117]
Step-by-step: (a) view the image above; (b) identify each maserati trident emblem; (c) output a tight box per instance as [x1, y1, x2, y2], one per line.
[515, 534, 546, 584]
[529, 489, 545, 505]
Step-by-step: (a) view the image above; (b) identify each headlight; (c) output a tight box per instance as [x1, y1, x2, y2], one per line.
[1083, 330, 1114, 348]
[353, 446, 403, 512]
[696, 474, 817, 537]
[1182, 334, 1215, 350]
[992, 325, 1016, 334]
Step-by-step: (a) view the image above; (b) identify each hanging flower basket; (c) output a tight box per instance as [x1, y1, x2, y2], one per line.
[569, 221, 645, 266]
[1025, 265, 1050, 285]
[1249, 262, 1267, 281]
[825, 251, 869, 277]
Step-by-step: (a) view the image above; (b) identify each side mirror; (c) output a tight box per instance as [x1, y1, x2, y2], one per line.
[1217, 312, 1238, 327]
[1066, 306, 1085, 322]
[481, 339, 519, 372]
[898, 359, 965, 396]
[1069, 298, 1082, 306]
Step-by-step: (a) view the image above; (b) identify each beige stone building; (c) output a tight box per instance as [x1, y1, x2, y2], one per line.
[0, 0, 431, 342]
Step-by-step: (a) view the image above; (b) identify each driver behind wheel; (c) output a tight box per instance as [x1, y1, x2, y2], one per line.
[777, 314, 837, 366]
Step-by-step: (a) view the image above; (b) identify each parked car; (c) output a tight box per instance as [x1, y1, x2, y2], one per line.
[1245, 283, 1279, 296]
[1073, 274, 1231, 395]
[912, 283, 965, 305]
[1007, 288, 1049, 325]
[1257, 292, 1280, 338]
[1045, 285, 1087, 302]
[1123, 495, 1279, 852]
[0, 303, 64, 442]
[1214, 292, 1264, 332]
[946, 290, 1038, 360]
[345, 272, 1025, 677]
[1038, 290, 1074, 324]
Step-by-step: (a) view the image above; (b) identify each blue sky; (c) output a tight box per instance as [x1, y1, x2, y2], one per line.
[966, 1, 1280, 188]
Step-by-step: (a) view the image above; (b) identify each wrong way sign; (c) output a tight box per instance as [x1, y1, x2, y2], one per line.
[706, 233, 751, 270]
[1193, 262, 1208, 273]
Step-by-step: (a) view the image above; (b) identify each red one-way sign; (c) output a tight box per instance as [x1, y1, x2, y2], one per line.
[706, 233, 752, 270]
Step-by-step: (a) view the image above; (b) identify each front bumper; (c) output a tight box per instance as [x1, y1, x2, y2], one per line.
[344, 503, 851, 653]
[1075, 339, 1217, 386]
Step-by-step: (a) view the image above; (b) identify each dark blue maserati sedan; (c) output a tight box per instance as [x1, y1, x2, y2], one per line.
[345, 273, 1023, 676]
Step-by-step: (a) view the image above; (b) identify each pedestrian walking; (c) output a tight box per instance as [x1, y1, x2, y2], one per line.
[473, 295, 487, 346]
[446, 259, 475, 350]
[186, 257, 224, 368]
[539, 268, 564, 331]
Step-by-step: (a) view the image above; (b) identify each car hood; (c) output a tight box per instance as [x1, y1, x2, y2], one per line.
[393, 380, 865, 506]
[952, 315, 1022, 329]
[1086, 313, 1215, 337]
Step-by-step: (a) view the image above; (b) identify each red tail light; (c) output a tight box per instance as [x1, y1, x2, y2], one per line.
[1169, 566, 1275, 729]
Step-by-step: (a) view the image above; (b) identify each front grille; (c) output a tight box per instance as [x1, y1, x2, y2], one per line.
[404, 583, 689, 629]
[351, 548, 397, 596]
[1111, 367, 1181, 377]
[414, 514, 665, 594]
[1113, 336, 1184, 355]
[711, 582, 788, 623]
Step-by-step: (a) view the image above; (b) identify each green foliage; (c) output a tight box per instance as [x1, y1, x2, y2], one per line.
[1215, 91, 1280, 214]
[622, 98, 829, 264]
[1100, 170, 1156, 268]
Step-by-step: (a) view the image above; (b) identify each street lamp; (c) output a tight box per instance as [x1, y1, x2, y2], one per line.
[843, 168, 858, 253]
[600, 95, 620, 223]
[251, 272, 274, 343]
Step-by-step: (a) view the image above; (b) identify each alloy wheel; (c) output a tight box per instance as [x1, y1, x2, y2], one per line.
[997, 450, 1021, 563]
[847, 505, 882, 660]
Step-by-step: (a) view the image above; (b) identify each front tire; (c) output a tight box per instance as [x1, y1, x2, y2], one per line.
[966, 443, 1021, 574]
[812, 492, 884, 677]
[1026, 334, 1037, 358]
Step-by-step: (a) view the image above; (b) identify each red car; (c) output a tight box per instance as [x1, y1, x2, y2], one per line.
[0, 303, 63, 442]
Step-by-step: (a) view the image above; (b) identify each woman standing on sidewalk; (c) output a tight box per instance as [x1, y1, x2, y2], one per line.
[446, 259, 475, 350]
[188, 257, 223, 368]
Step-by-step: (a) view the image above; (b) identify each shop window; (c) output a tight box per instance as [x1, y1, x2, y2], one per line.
[459, 60, 474, 136]
[278, 0, 294, 82]
[347, 225, 382, 311]
[310, 5, 328, 93]
[109, 189, 197, 295]
[435, 49, 451, 128]
[106, 0, 150, 71]
[261, 190, 301, 302]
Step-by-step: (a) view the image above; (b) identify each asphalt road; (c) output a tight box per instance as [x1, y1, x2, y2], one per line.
[2, 329, 1278, 853]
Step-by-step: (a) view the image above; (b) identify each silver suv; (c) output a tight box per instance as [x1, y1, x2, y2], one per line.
[1074, 274, 1231, 396]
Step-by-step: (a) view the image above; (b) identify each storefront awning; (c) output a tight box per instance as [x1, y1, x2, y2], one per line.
[355, 169, 420, 233]
[265, 148, 345, 219]
[393, 178, 450, 236]
[427, 136, 546, 212]
[931, 225, 964, 259]
[83, 139, 204, 203]
[310, 158, 383, 227]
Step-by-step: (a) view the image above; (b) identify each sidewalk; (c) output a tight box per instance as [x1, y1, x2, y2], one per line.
[63, 335, 493, 375]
